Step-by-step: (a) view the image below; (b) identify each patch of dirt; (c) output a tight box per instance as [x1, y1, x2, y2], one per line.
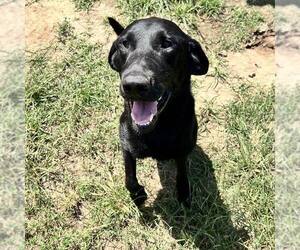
[277, 47, 300, 90]
[137, 159, 164, 204]
[246, 22, 275, 49]
[227, 47, 275, 87]
[195, 5, 275, 109]
[197, 18, 223, 49]
[194, 2, 275, 166]
[26, 0, 120, 51]
[194, 43, 275, 152]
[194, 17, 237, 111]
[62, 156, 86, 178]
[42, 177, 80, 213]
[0, 1, 24, 88]
[194, 79, 236, 110]
[102, 240, 126, 250]
[0, 1, 24, 52]
[276, 5, 300, 50]
[275, 5, 300, 100]
[198, 122, 227, 155]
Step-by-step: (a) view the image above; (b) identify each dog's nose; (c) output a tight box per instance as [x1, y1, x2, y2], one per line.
[122, 75, 150, 97]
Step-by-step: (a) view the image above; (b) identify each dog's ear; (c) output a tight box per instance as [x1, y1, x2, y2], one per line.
[108, 41, 121, 71]
[188, 39, 209, 75]
[108, 18, 125, 71]
[108, 17, 124, 35]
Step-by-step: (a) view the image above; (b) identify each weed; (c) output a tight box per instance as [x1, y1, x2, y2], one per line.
[25, 0, 40, 6]
[57, 18, 75, 44]
[198, 0, 224, 17]
[72, 0, 99, 11]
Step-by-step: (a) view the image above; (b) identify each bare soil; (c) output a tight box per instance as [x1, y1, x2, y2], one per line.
[26, 0, 119, 52]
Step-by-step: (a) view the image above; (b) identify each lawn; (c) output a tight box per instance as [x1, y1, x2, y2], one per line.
[25, 0, 275, 249]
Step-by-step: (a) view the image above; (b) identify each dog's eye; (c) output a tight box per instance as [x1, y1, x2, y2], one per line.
[121, 39, 129, 49]
[161, 39, 173, 49]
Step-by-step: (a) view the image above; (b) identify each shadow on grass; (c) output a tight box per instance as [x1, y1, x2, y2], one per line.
[276, 0, 300, 6]
[246, 0, 274, 7]
[140, 146, 249, 249]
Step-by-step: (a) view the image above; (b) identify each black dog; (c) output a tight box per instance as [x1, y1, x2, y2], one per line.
[108, 17, 209, 207]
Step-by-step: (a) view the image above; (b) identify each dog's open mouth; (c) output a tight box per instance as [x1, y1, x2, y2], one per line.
[130, 91, 171, 126]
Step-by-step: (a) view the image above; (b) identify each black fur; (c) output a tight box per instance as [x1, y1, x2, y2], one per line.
[108, 17, 209, 207]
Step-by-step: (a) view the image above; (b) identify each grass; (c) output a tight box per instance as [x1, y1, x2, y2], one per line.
[117, 0, 263, 51]
[218, 85, 275, 248]
[25, 1, 275, 249]
[72, 0, 100, 11]
[275, 85, 300, 248]
[26, 0, 99, 10]
[198, 0, 224, 16]
[220, 7, 264, 50]
[117, 0, 224, 30]
[0, 51, 25, 249]
[57, 18, 75, 44]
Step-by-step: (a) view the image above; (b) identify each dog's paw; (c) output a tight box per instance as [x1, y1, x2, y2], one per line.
[130, 186, 148, 206]
[177, 183, 192, 208]
[180, 195, 192, 208]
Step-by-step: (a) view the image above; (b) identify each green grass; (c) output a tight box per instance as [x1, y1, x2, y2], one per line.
[0, 51, 25, 249]
[217, 85, 275, 248]
[275, 85, 300, 248]
[57, 18, 75, 44]
[72, 0, 99, 11]
[220, 7, 264, 50]
[25, 2, 275, 249]
[117, 0, 224, 30]
[25, 37, 274, 250]
[116, 0, 262, 51]
[26, 35, 126, 248]
[198, 0, 224, 16]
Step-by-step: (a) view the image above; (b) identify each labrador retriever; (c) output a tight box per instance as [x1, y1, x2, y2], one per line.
[108, 17, 209, 207]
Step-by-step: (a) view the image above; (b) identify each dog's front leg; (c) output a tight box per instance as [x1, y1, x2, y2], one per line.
[175, 156, 191, 208]
[123, 150, 147, 206]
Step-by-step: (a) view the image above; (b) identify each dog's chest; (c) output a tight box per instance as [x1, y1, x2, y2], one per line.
[124, 123, 191, 160]
[120, 100, 197, 160]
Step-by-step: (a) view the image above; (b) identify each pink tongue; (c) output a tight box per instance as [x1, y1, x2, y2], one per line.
[131, 101, 157, 125]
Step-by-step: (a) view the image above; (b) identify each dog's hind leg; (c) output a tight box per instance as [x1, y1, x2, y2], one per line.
[175, 156, 192, 208]
[123, 150, 147, 206]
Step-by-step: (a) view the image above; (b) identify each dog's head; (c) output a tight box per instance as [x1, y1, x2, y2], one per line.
[108, 17, 209, 131]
